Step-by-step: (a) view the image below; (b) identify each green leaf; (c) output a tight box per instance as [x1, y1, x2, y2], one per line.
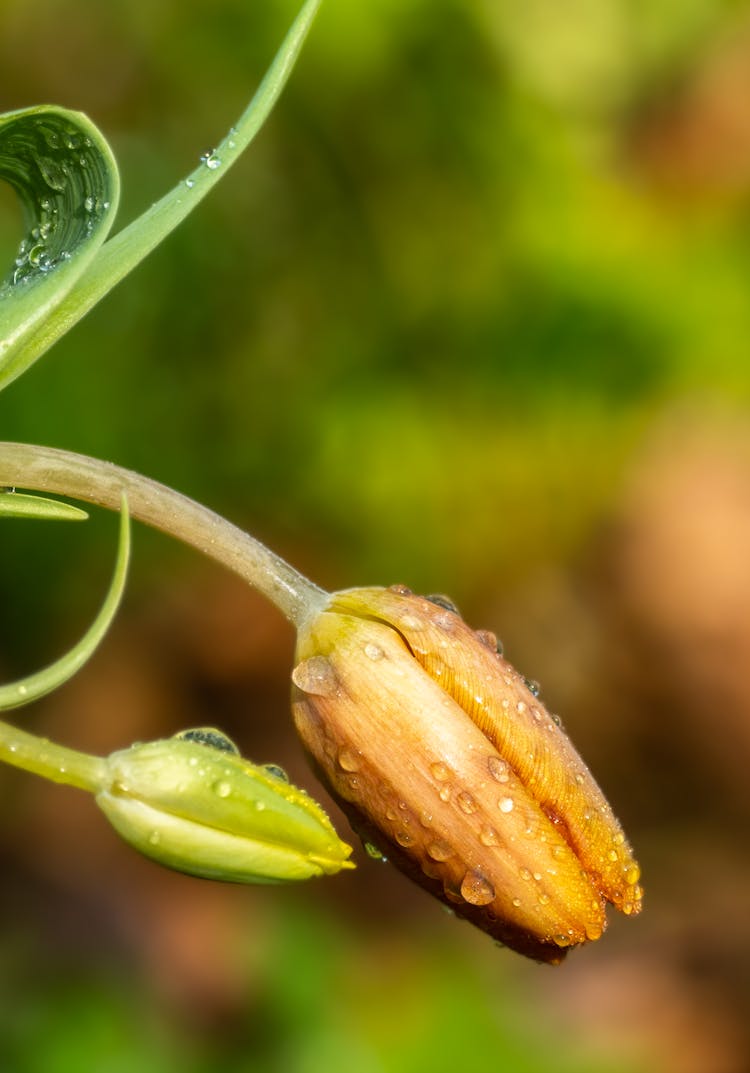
[0, 0, 321, 393]
[0, 107, 120, 390]
[0, 495, 130, 710]
[0, 490, 88, 521]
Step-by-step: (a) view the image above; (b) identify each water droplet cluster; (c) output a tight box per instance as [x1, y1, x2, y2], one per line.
[1, 114, 115, 291]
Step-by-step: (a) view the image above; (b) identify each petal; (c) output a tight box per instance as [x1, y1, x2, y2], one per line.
[293, 609, 610, 961]
[331, 588, 642, 917]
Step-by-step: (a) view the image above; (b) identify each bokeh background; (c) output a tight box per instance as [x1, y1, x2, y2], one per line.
[2, 0, 750, 1069]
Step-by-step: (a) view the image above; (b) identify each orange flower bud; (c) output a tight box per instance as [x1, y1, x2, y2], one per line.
[292, 585, 642, 963]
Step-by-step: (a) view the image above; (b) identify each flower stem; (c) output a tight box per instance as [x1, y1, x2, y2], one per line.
[0, 718, 106, 792]
[0, 441, 328, 627]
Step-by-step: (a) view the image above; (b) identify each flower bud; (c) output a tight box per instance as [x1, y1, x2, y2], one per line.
[292, 586, 642, 963]
[96, 728, 354, 883]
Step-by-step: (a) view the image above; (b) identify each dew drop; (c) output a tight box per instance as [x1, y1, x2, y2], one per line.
[585, 921, 603, 941]
[457, 791, 477, 815]
[523, 677, 540, 697]
[519, 867, 532, 881]
[337, 747, 360, 772]
[178, 727, 239, 753]
[364, 841, 387, 862]
[263, 764, 289, 782]
[430, 762, 450, 781]
[427, 841, 453, 862]
[184, 178, 195, 189]
[512, 897, 522, 908]
[460, 870, 495, 906]
[213, 781, 232, 799]
[201, 150, 222, 169]
[625, 863, 641, 886]
[487, 757, 510, 784]
[553, 932, 573, 948]
[608, 849, 619, 863]
[499, 797, 514, 813]
[479, 825, 499, 847]
[364, 642, 384, 661]
[475, 629, 499, 652]
[255, 801, 266, 812]
[395, 829, 414, 847]
[400, 614, 423, 630]
[148, 830, 161, 847]
[292, 656, 338, 696]
[425, 593, 459, 613]
[439, 786, 451, 802]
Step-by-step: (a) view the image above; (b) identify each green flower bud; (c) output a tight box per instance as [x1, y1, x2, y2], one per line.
[96, 728, 354, 883]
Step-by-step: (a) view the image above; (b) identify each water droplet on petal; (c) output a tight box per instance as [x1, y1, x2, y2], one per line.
[427, 841, 453, 862]
[625, 864, 641, 886]
[201, 150, 222, 169]
[148, 830, 161, 846]
[499, 797, 514, 813]
[460, 870, 495, 906]
[457, 791, 477, 815]
[364, 643, 384, 661]
[395, 829, 414, 847]
[430, 762, 450, 781]
[337, 747, 360, 772]
[214, 780, 232, 799]
[487, 757, 510, 783]
[585, 921, 603, 941]
[479, 825, 500, 846]
[523, 677, 540, 697]
[424, 593, 459, 613]
[292, 656, 338, 696]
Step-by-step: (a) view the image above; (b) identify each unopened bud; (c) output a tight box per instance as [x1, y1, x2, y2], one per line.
[292, 586, 642, 963]
[96, 728, 354, 883]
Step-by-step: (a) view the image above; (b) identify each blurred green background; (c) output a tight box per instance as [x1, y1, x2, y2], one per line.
[2, 0, 750, 1070]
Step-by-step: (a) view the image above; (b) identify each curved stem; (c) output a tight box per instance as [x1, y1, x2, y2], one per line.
[0, 441, 328, 627]
[0, 718, 106, 793]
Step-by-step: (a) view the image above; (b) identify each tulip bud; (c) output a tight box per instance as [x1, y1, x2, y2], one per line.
[96, 728, 354, 883]
[292, 586, 642, 963]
